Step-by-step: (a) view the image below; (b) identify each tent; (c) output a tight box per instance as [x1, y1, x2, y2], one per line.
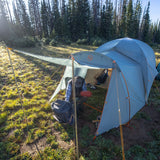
[14, 37, 158, 136]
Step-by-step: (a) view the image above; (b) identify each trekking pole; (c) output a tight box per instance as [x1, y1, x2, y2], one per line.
[114, 62, 125, 160]
[72, 56, 79, 160]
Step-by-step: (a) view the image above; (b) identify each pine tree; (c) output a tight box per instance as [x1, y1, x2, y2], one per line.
[0, 0, 10, 40]
[150, 21, 160, 43]
[66, 0, 77, 40]
[105, 0, 113, 40]
[126, 0, 134, 37]
[61, 0, 68, 39]
[47, 0, 54, 35]
[51, 0, 62, 39]
[100, 5, 107, 38]
[61, 0, 66, 16]
[41, 0, 49, 37]
[118, 0, 127, 37]
[155, 21, 160, 43]
[112, 0, 118, 39]
[18, 0, 32, 36]
[92, 0, 100, 36]
[75, 0, 90, 40]
[140, 2, 150, 42]
[133, 0, 142, 38]
[28, 0, 42, 37]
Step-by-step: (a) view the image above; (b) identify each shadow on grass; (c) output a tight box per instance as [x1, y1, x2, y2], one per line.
[14, 52, 63, 81]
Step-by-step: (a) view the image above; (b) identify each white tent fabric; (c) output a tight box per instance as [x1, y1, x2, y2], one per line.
[14, 49, 73, 66]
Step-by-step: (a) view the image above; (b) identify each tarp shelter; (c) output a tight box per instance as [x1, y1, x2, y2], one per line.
[14, 38, 158, 136]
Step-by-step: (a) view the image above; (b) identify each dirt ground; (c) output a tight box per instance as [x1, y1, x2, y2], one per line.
[78, 103, 160, 151]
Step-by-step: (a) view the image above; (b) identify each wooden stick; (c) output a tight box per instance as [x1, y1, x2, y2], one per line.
[72, 56, 79, 160]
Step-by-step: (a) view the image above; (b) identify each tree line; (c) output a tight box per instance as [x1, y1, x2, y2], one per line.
[0, 0, 160, 47]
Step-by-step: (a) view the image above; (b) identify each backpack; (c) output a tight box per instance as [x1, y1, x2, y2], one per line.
[51, 99, 73, 124]
[96, 70, 108, 84]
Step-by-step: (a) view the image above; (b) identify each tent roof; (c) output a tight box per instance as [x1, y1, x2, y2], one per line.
[72, 37, 158, 99]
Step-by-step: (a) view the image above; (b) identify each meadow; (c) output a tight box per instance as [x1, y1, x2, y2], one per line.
[0, 43, 160, 160]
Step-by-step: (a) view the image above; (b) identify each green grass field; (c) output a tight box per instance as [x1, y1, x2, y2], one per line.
[0, 43, 160, 160]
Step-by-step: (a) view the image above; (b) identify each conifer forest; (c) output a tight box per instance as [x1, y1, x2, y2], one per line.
[0, 0, 160, 47]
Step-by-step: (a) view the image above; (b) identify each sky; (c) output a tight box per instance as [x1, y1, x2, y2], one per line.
[141, 0, 160, 23]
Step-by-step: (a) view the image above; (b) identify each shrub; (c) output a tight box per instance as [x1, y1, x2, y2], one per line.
[58, 37, 71, 45]
[0, 112, 7, 125]
[90, 37, 106, 46]
[41, 38, 50, 45]
[49, 39, 58, 46]
[14, 129, 24, 142]
[126, 145, 146, 159]
[2, 99, 21, 111]
[0, 142, 9, 159]
[60, 132, 70, 141]
[151, 129, 160, 141]
[34, 129, 45, 139]
[25, 129, 35, 144]
[10, 152, 32, 160]
[134, 112, 151, 120]
[63, 39, 71, 45]
[7, 91, 18, 99]
[6, 142, 20, 156]
[7, 37, 36, 48]
[80, 125, 90, 138]
[76, 39, 88, 45]
[53, 121, 64, 132]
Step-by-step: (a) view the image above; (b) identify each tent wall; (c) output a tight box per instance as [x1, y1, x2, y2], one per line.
[97, 59, 146, 135]
[96, 68, 129, 135]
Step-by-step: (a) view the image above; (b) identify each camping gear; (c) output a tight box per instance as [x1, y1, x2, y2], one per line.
[51, 99, 73, 124]
[14, 38, 158, 136]
[80, 91, 92, 97]
[96, 69, 108, 84]
[85, 68, 105, 85]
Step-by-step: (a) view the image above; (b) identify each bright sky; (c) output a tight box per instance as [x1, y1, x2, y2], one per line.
[140, 0, 160, 23]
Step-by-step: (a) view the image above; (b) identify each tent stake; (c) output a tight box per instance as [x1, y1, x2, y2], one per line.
[72, 56, 79, 159]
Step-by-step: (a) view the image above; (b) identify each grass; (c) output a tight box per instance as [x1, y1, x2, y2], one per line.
[134, 112, 151, 121]
[0, 43, 160, 159]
